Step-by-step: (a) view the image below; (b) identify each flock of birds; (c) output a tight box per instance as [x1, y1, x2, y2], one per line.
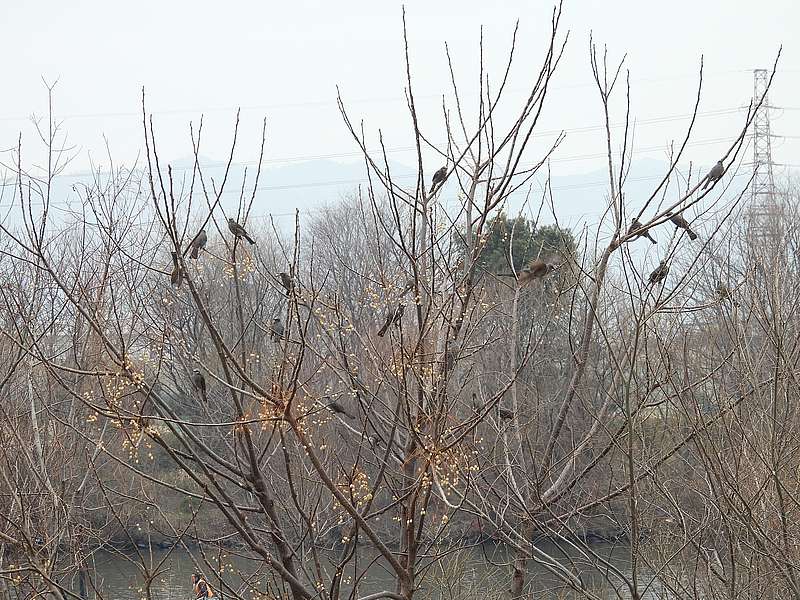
[179, 158, 727, 407]
[629, 159, 724, 286]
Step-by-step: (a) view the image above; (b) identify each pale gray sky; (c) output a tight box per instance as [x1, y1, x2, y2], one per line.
[1, 0, 798, 186]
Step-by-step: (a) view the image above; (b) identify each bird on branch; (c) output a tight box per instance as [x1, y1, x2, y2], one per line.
[648, 261, 670, 285]
[191, 369, 207, 403]
[278, 272, 294, 295]
[189, 229, 208, 259]
[326, 401, 354, 419]
[377, 303, 405, 337]
[517, 259, 554, 283]
[227, 218, 256, 245]
[702, 160, 724, 190]
[270, 317, 285, 342]
[627, 218, 657, 244]
[430, 165, 448, 193]
[667, 212, 698, 241]
[170, 252, 184, 287]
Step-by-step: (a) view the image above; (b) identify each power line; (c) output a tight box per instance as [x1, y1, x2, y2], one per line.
[46, 106, 747, 179]
[0, 70, 756, 124]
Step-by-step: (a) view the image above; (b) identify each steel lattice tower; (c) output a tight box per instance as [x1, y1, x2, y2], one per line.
[748, 68, 780, 241]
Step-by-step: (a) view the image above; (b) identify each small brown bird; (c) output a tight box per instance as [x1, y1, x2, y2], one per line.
[628, 218, 657, 244]
[498, 407, 515, 420]
[518, 259, 553, 283]
[716, 282, 740, 307]
[648, 261, 670, 285]
[189, 229, 208, 259]
[377, 303, 404, 337]
[430, 165, 447, 192]
[278, 272, 294, 294]
[191, 369, 207, 403]
[326, 401, 354, 419]
[170, 252, 184, 287]
[702, 160, 724, 190]
[270, 317, 285, 342]
[667, 212, 698, 241]
[227, 218, 256, 245]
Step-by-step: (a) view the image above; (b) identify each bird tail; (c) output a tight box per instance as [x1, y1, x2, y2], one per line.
[687, 229, 698, 241]
[245, 234, 256, 245]
[201, 389, 208, 403]
[701, 178, 711, 190]
[377, 319, 391, 337]
[190, 246, 199, 259]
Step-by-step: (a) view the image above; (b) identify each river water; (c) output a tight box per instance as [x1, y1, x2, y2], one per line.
[73, 542, 657, 600]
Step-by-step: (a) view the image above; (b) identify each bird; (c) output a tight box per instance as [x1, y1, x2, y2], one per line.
[377, 303, 405, 337]
[716, 282, 740, 307]
[518, 259, 553, 283]
[628, 218, 657, 244]
[648, 261, 670, 285]
[326, 401, 354, 419]
[170, 252, 184, 287]
[227, 218, 256, 244]
[270, 317, 285, 342]
[189, 229, 208, 259]
[191, 369, 207, 403]
[430, 165, 448, 192]
[278, 272, 294, 295]
[702, 160, 724, 189]
[667, 212, 698, 241]
[498, 407, 515, 420]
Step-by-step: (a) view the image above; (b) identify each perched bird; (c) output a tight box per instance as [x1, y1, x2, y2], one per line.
[702, 160, 724, 190]
[430, 165, 448, 192]
[227, 218, 256, 245]
[170, 252, 184, 287]
[278, 272, 294, 295]
[377, 303, 405, 337]
[628, 218, 657, 244]
[270, 317, 285, 342]
[716, 282, 740, 307]
[667, 212, 698, 241]
[498, 407, 515, 420]
[518, 259, 553, 283]
[191, 369, 207, 403]
[189, 229, 208, 259]
[648, 261, 670, 285]
[326, 401, 354, 419]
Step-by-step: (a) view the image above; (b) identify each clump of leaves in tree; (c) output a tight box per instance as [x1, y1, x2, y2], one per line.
[466, 213, 576, 275]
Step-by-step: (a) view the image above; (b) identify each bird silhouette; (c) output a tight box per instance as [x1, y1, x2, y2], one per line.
[498, 407, 515, 420]
[191, 369, 207, 403]
[278, 272, 294, 295]
[326, 401, 354, 419]
[628, 218, 657, 244]
[377, 303, 405, 337]
[667, 212, 698, 240]
[227, 218, 256, 244]
[648, 261, 670, 285]
[270, 317, 285, 342]
[430, 165, 447, 192]
[702, 160, 724, 189]
[170, 252, 184, 287]
[189, 229, 208, 259]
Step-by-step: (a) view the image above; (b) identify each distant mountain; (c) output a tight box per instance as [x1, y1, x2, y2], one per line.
[14, 156, 758, 237]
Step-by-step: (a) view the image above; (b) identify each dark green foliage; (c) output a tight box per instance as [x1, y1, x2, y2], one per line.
[466, 213, 576, 274]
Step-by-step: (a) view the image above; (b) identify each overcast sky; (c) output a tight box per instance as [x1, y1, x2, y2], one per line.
[1, 0, 798, 188]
